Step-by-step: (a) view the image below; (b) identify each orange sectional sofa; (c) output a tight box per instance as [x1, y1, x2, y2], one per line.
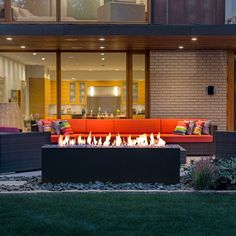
[49, 118, 216, 156]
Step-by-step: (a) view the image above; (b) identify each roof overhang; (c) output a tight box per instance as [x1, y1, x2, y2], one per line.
[1, 24, 236, 51]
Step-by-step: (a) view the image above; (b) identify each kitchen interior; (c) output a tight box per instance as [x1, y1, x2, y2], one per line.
[0, 52, 145, 120]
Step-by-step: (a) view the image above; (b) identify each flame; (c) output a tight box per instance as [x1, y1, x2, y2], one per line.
[150, 133, 155, 145]
[58, 132, 166, 147]
[98, 137, 102, 146]
[77, 135, 86, 145]
[157, 132, 166, 147]
[69, 138, 76, 146]
[127, 135, 136, 146]
[93, 136, 98, 145]
[115, 133, 122, 146]
[136, 134, 148, 146]
[87, 132, 92, 145]
[58, 135, 63, 146]
[103, 133, 111, 146]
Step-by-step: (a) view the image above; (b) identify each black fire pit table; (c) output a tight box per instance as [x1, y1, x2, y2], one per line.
[41, 145, 183, 184]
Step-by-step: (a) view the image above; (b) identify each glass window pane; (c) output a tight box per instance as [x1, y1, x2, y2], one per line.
[61, 0, 148, 23]
[61, 52, 126, 119]
[132, 54, 145, 118]
[0, 0, 4, 20]
[0, 52, 56, 128]
[11, 0, 56, 21]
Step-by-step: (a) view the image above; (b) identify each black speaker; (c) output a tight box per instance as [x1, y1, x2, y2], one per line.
[207, 86, 215, 95]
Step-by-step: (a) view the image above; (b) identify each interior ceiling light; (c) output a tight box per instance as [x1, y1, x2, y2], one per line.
[191, 37, 198, 41]
[99, 46, 105, 49]
[65, 38, 78, 41]
[41, 57, 45, 61]
[32, 52, 37, 56]
[20, 45, 26, 49]
[100, 53, 105, 56]
[6, 37, 13, 41]
[178, 46, 184, 49]
[68, 56, 74, 59]
[115, 69, 119, 71]
[101, 57, 105, 61]
[99, 38, 105, 41]
[71, 46, 82, 49]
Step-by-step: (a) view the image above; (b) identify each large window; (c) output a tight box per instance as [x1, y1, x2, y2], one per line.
[0, 0, 4, 20]
[0, 51, 147, 123]
[0, 52, 56, 122]
[60, 52, 127, 119]
[1, 0, 149, 23]
[11, 0, 56, 21]
[132, 54, 145, 118]
[61, 0, 148, 23]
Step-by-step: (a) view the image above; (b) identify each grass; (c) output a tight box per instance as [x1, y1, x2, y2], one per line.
[0, 192, 236, 236]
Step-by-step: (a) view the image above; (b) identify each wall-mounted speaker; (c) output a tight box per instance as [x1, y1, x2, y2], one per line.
[207, 86, 215, 95]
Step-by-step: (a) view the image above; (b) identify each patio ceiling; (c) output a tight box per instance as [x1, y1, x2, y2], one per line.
[1, 24, 236, 51]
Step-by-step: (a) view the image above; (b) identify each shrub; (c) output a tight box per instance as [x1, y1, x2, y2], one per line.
[181, 158, 218, 190]
[214, 158, 236, 190]
[191, 159, 219, 190]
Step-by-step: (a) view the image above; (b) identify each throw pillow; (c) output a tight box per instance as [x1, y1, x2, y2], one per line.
[42, 119, 56, 134]
[186, 120, 195, 135]
[173, 120, 189, 135]
[202, 120, 211, 135]
[192, 120, 205, 135]
[59, 120, 73, 135]
[52, 120, 61, 135]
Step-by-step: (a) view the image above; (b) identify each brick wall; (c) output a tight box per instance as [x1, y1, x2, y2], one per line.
[150, 50, 227, 130]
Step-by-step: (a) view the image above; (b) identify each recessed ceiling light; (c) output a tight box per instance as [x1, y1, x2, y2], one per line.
[6, 37, 13, 41]
[115, 69, 119, 71]
[71, 46, 82, 49]
[99, 46, 105, 49]
[41, 57, 45, 61]
[101, 57, 105, 61]
[89, 69, 93, 71]
[191, 37, 198, 41]
[179, 46, 184, 49]
[71, 77, 75, 80]
[20, 45, 26, 49]
[99, 38, 105, 41]
[68, 56, 74, 59]
[100, 53, 105, 56]
[65, 38, 78, 41]
[32, 53, 37, 56]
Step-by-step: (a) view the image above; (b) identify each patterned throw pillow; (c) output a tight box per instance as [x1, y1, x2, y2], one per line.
[52, 120, 61, 135]
[42, 120, 56, 134]
[186, 120, 195, 135]
[59, 120, 73, 135]
[202, 120, 211, 135]
[173, 120, 189, 135]
[192, 120, 205, 135]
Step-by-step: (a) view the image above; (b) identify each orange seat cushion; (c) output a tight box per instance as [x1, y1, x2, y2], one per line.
[114, 119, 161, 134]
[160, 134, 213, 143]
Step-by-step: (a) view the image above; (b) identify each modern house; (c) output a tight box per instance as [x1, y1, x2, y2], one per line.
[0, 0, 235, 131]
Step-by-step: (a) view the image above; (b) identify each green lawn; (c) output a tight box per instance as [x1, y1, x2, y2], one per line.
[0, 193, 236, 236]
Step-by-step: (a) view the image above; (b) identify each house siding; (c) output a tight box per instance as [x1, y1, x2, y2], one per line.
[150, 50, 227, 130]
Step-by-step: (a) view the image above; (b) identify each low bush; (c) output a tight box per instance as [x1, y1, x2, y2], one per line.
[182, 157, 236, 190]
[215, 158, 236, 190]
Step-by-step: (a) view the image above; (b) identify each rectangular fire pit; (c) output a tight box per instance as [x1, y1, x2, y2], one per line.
[42, 145, 181, 184]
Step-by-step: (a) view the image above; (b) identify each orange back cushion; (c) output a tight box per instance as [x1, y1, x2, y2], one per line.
[114, 119, 161, 134]
[86, 119, 114, 134]
[68, 119, 87, 133]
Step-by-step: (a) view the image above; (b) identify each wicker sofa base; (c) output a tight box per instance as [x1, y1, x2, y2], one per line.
[0, 132, 51, 173]
[169, 142, 214, 156]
